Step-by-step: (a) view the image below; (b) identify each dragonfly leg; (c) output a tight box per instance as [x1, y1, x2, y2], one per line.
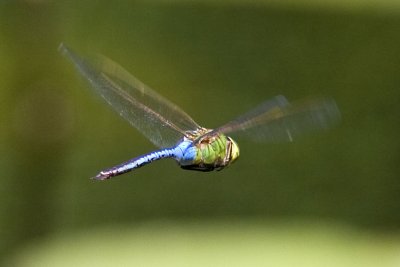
[93, 148, 176, 180]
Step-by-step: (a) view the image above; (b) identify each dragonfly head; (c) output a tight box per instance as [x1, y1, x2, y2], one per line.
[227, 136, 240, 164]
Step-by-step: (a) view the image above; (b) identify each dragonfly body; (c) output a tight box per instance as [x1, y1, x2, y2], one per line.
[59, 43, 340, 181]
[179, 129, 239, 171]
[96, 128, 239, 180]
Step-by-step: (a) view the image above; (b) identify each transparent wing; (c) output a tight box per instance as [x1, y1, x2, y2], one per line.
[213, 95, 340, 142]
[59, 44, 201, 148]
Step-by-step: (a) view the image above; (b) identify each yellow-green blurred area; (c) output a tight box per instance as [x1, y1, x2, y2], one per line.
[5, 221, 400, 267]
[1, 0, 400, 266]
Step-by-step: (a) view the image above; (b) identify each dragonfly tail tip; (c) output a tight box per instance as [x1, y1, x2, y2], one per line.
[91, 172, 111, 181]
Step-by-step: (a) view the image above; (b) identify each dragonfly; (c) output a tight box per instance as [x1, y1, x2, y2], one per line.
[59, 43, 340, 181]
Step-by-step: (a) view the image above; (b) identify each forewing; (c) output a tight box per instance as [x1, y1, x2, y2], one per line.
[59, 44, 201, 148]
[214, 95, 340, 142]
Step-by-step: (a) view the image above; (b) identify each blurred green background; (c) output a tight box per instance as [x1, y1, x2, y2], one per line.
[1, 0, 400, 266]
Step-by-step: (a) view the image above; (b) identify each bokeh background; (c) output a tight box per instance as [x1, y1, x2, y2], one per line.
[1, 0, 400, 266]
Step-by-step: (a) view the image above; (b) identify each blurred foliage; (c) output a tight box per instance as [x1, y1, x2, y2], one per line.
[0, 0, 399, 263]
[5, 220, 400, 267]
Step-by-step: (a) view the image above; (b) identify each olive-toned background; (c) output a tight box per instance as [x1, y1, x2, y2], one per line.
[1, 0, 399, 266]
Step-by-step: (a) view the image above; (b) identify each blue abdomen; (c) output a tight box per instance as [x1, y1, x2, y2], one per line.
[174, 140, 196, 166]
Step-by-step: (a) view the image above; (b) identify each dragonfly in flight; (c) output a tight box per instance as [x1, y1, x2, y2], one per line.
[59, 43, 340, 180]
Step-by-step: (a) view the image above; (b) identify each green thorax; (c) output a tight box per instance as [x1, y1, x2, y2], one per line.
[195, 133, 228, 165]
[181, 128, 240, 171]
